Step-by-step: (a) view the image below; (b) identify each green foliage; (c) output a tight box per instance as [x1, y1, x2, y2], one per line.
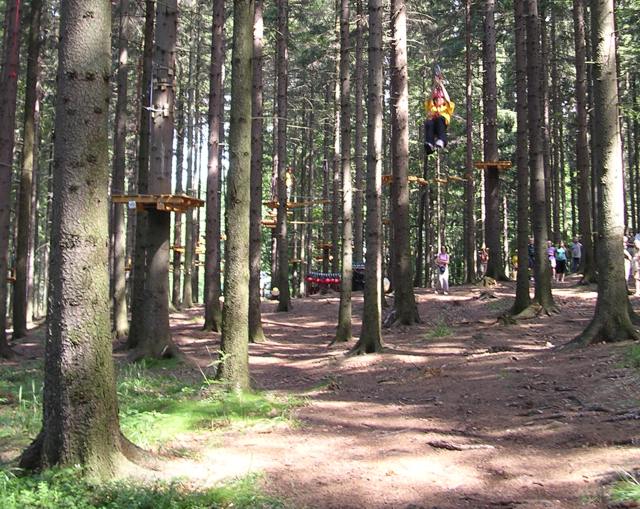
[426, 320, 452, 339]
[0, 468, 285, 509]
[610, 472, 640, 504]
[0, 365, 44, 450]
[625, 344, 640, 369]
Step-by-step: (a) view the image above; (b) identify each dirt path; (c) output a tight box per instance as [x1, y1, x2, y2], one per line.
[169, 279, 640, 509]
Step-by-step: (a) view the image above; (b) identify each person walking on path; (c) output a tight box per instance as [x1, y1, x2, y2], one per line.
[556, 241, 567, 282]
[546, 240, 557, 281]
[436, 247, 450, 295]
[571, 237, 582, 273]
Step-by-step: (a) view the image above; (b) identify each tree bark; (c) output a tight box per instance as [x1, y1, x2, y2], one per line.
[204, 0, 225, 331]
[482, 0, 505, 280]
[386, 0, 419, 327]
[13, 0, 43, 339]
[350, 0, 384, 355]
[182, 47, 195, 309]
[353, 0, 365, 264]
[333, 0, 353, 344]
[464, 0, 476, 283]
[128, 0, 155, 350]
[172, 73, 185, 309]
[110, 0, 131, 339]
[137, 0, 179, 358]
[526, 0, 555, 312]
[512, 0, 531, 315]
[573, 0, 595, 282]
[569, 0, 640, 346]
[0, 0, 22, 357]
[275, 0, 291, 311]
[19, 0, 131, 476]
[249, 0, 266, 343]
[217, 0, 254, 390]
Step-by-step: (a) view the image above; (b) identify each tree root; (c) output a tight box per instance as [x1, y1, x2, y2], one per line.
[562, 316, 640, 349]
[347, 339, 384, 356]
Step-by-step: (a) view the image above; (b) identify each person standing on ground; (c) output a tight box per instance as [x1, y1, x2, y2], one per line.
[556, 241, 567, 282]
[571, 236, 582, 273]
[546, 240, 557, 281]
[527, 237, 535, 280]
[479, 247, 489, 277]
[633, 238, 640, 296]
[436, 246, 450, 295]
[624, 236, 633, 288]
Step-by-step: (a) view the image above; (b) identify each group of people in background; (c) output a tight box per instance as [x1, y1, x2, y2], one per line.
[526, 237, 582, 283]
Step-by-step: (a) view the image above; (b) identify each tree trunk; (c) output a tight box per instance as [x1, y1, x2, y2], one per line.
[0, 0, 22, 357]
[569, 0, 640, 346]
[386, 0, 419, 327]
[482, 0, 505, 280]
[526, 0, 555, 312]
[249, 0, 266, 343]
[333, 0, 352, 344]
[13, 0, 43, 339]
[353, 0, 365, 264]
[350, 0, 383, 355]
[172, 75, 185, 309]
[512, 0, 531, 315]
[216, 0, 254, 390]
[573, 0, 595, 282]
[182, 48, 195, 309]
[331, 9, 341, 277]
[128, 0, 155, 350]
[275, 0, 291, 311]
[19, 0, 132, 476]
[137, 0, 179, 359]
[110, 0, 130, 339]
[464, 0, 476, 283]
[204, 0, 224, 331]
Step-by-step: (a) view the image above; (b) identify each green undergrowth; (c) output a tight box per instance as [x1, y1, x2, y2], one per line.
[0, 467, 286, 509]
[625, 344, 640, 369]
[0, 359, 302, 457]
[610, 472, 640, 504]
[425, 320, 452, 339]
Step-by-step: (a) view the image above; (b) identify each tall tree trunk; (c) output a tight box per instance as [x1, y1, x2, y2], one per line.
[0, 0, 22, 357]
[275, 0, 291, 311]
[527, 0, 555, 312]
[128, 0, 155, 349]
[353, 0, 365, 264]
[182, 48, 195, 309]
[204, 0, 224, 331]
[386, 0, 419, 327]
[350, 0, 383, 355]
[482, 0, 504, 280]
[13, 0, 43, 339]
[172, 77, 185, 309]
[333, 0, 352, 343]
[217, 0, 254, 390]
[138, 0, 179, 358]
[249, 0, 266, 343]
[573, 0, 595, 282]
[570, 0, 639, 345]
[464, 0, 476, 283]
[331, 7, 341, 276]
[19, 0, 134, 476]
[512, 0, 531, 315]
[110, 0, 131, 339]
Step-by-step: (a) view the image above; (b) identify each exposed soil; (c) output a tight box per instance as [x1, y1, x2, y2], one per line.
[8, 276, 640, 508]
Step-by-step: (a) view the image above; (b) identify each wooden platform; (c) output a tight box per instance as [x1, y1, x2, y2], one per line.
[112, 194, 204, 213]
[382, 174, 429, 186]
[474, 160, 512, 170]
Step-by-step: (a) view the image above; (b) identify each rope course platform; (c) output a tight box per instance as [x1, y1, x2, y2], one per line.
[474, 160, 512, 170]
[112, 194, 204, 213]
[382, 174, 429, 186]
[262, 199, 331, 209]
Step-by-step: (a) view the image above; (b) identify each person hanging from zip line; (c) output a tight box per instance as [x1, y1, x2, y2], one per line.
[423, 70, 455, 155]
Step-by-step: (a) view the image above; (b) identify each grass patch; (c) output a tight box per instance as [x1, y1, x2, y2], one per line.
[610, 472, 640, 504]
[0, 360, 302, 458]
[625, 344, 640, 369]
[0, 467, 286, 509]
[425, 320, 452, 339]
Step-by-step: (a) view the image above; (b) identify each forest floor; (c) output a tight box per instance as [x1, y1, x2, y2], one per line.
[7, 275, 640, 508]
[160, 274, 640, 509]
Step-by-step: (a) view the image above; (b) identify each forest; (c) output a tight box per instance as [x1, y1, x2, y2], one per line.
[0, 0, 640, 507]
